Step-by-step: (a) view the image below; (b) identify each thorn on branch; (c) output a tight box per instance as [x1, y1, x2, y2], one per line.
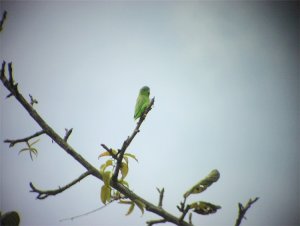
[234, 197, 259, 226]
[64, 128, 73, 142]
[29, 94, 38, 106]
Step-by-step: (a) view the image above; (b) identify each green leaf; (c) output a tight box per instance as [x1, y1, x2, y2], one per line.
[100, 185, 111, 204]
[119, 200, 132, 205]
[112, 190, 121, 199]
[126, 202, 135, 216]
[184, 169, 220, 198]
[124, 156, 129, 164]
[134, 199, 145, 215]
[189, 201, 221, 215]
[98, 149, 118, 159]
[118, 200, 135, 216]
[119, 180, 129, 188]
[30, 139, 40, 146]
[124, 153, 138, 162]
[19, 147, 38, 161]
[100, 159, 113, 175]
[120, 162, 129, 180]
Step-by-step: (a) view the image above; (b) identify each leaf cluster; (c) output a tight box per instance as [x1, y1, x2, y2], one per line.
[19, 139, 40, 160]
[178, 169, 221, 222]
[98, 149, 144, 215]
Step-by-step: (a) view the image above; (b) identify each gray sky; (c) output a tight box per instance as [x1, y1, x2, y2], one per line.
[1, 1, 299, 226]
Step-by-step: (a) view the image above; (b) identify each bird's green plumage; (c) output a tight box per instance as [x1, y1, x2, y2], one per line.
[134, 86, 150, 120]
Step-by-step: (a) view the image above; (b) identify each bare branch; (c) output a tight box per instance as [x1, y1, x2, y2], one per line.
[234, 197, 259, 226]
[4, 130, 45, 147]
[0, 11, 7, 32]
[112, 98, 155, 182]
[0, 62, 100, 176]
[30, 171, 92, 199]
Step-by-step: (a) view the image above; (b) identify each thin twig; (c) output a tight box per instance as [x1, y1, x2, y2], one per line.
[112, 98, 155, 182]
[156, 187, 165, 208]
[4, 130, 45, 147]
[59, 199, 116, 222]
[101, 143, 118, 159]
[177, 197, 190, 223]
[179, 205, 190, 223]
[30, 171, 92, 199]
[234, 197, 259, 226]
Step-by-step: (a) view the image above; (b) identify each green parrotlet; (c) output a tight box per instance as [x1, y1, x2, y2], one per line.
[134, 86, 150, 120]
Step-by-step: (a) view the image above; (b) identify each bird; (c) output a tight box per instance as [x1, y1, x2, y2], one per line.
[134, 86, 150, 120]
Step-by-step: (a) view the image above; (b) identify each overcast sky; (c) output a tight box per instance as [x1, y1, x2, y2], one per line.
[0, 1, 299, 226]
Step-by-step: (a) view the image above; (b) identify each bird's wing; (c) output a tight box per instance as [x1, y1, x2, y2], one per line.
[134, 95, 145, 119]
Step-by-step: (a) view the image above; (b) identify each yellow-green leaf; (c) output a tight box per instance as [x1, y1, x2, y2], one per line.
[120, 180, 129, 188]
[30, 139, 40, 146]
[112, 190, 121, 199]
[98, 151, 110, 159]
[124, 156, 129, 164]
[98, 149, 118, 159]
[189, 201, 221, 215]
[119, 200, 132, 205]
[134, 199, 145, 215]
[120, 162, 129, 180]
[126, 202, 135, 216]
[102, 171, 112, 186]
[124, 153, 138, 162]
[100, 159, 113, 175]
[184, 169, 220, 198]
[100, 185, 111, 204]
